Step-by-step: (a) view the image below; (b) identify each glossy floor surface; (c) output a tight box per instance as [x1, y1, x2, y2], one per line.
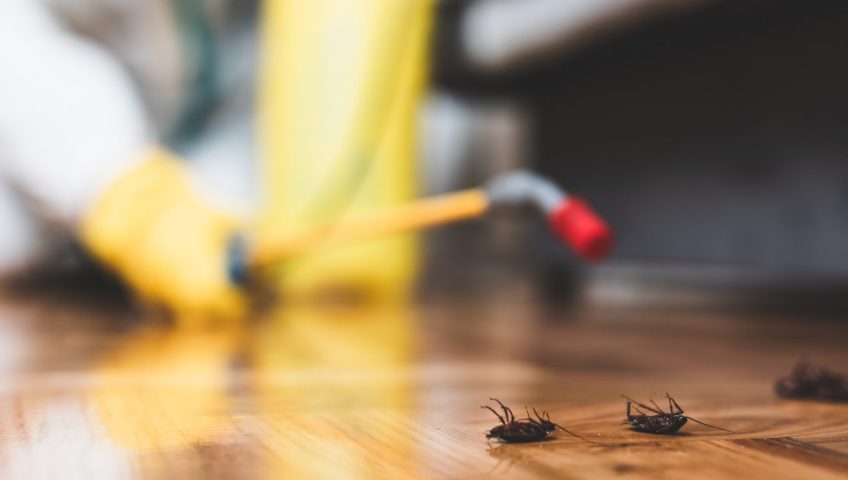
[0, 281, 847, 479]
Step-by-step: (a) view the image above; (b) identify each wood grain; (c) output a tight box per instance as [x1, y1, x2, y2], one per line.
[0, 285, 846, 479]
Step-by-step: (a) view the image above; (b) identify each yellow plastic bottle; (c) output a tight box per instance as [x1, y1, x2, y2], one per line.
[257, 0, 434, 299]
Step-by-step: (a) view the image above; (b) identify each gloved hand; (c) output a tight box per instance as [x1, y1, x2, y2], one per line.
[82, 149, 246, 318]
[0, 2, 245, 318]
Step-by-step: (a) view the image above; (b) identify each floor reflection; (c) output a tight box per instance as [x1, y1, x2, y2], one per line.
[91, 324, 242, 478]
[249, 300, 417, 478]
[3, 284, 845, 478]
[0, 395, 132, 479]
[73, 299, 420, 478]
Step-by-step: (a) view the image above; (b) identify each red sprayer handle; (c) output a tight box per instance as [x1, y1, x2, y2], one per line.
[549, 197, 614, 263]
[486, 170, 614, 263]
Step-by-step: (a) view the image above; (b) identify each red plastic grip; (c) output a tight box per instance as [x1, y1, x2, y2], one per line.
[549, 197, 613, 263]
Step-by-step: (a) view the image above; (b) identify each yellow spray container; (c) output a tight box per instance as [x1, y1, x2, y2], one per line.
[257, 0, 434, 299]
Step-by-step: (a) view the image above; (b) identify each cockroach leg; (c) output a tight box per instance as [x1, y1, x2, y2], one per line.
[533, 407, 543, 423]
[626, 399, 648, 416]
[667, 393, 684, 415]
[491, 397, 514, 423]
[482, 405, 506, 424]
[628, 396, 664, 415]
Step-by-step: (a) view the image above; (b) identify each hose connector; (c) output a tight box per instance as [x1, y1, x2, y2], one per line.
[485, 170, 613, 262]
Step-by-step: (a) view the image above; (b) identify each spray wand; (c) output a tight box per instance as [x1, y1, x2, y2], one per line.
[229, 170, 613, 282]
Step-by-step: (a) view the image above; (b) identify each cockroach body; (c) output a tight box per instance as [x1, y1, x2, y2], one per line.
[775, 361, 848, 401]
[482, 398, 583, 443]
[623, 394, 732, 435]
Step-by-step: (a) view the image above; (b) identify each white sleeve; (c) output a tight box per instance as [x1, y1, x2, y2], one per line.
[0, 0, 150, 225]
[462, 0, 705, 70]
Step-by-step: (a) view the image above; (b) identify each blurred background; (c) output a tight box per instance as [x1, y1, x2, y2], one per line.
[5, 0, 848, 312]
[436, 2, 846, 312]
[428, 0, 848, 311]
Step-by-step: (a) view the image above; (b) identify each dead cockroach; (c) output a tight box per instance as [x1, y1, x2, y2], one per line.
[482, 398, 585, 443]
[775, 361, 848, 401]
[622, 394, 733, 435]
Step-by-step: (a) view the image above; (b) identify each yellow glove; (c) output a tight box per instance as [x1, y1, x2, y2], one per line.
[82, 148, 245, 319]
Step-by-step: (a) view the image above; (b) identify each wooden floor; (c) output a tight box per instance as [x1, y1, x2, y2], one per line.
[0, 282, 848, 479]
